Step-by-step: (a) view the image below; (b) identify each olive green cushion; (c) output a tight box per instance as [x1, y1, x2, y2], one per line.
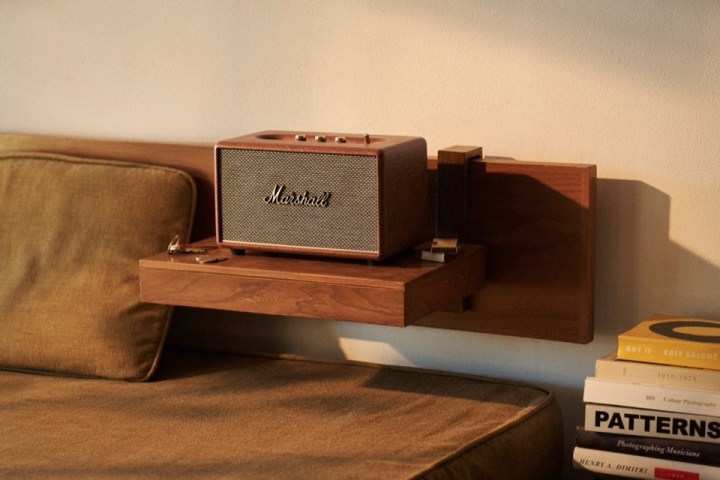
[0, 152, 195, 380]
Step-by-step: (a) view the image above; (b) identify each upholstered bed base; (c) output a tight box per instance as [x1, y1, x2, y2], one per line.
[0, 347, 562, 480]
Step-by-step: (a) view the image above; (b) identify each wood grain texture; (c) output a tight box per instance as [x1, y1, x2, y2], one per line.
[139, 244, 486, 326]
[419, 158, 596, 343]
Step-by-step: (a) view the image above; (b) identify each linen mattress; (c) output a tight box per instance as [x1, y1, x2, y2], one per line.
[0, 347, 562, 479]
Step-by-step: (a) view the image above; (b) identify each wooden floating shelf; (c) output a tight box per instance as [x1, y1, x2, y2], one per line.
[140, 241, 486, 327]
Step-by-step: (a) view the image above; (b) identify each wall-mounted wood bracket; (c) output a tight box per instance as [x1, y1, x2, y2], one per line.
[436, 145, 483, 241]
[423, 145, 483, 265]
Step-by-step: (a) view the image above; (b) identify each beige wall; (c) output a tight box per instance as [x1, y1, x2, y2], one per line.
[3, 1, 719, 477]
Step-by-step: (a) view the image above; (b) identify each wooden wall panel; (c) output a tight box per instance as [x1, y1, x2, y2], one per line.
[418, 158, 595, 343]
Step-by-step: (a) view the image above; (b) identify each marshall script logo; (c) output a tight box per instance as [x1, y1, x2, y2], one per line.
[263, 184, 331, 207]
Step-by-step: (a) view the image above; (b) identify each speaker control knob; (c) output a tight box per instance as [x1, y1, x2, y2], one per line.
[295, 134, 307, 141]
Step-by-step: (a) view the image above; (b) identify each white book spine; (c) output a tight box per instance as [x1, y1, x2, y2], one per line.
[595, 354, 720, 391]
[574, 446, 720, 479]
[584, 404, 720, 444]
[584, 377, 720, 417]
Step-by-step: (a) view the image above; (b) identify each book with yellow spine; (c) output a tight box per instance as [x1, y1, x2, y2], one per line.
[617, 314, 720, 371]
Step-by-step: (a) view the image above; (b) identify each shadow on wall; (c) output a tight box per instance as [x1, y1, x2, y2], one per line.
[167, 307, 347, 359]
[594, 179, 720, 336]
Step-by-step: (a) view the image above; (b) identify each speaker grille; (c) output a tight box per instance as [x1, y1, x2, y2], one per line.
[217, 149, 379, 253]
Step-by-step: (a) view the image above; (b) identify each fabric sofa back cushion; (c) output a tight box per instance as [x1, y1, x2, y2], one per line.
[0, 152, 195, 380]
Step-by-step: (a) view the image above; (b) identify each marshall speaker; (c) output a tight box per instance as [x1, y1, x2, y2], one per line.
[215, 131, 429, 260]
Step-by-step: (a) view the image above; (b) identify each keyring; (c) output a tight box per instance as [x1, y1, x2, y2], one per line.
[167, 235, 215, 255]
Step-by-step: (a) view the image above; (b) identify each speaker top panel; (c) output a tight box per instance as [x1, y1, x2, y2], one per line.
[216, 130, 426, 157]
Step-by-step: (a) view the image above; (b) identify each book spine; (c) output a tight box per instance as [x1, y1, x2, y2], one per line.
[584, 378, 720, 417]
[584, 404, 720, 444]
[595, 356, 720, 391]
[576, 427, 720, 467]
[573, 446, 719, 479]
[618, 336, 720, 371]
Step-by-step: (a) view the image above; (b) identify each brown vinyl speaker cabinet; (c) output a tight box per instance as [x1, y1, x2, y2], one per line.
[215, 131, 429, 261]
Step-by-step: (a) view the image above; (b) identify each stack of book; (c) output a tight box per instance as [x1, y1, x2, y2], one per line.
[573, 314, 720, 479]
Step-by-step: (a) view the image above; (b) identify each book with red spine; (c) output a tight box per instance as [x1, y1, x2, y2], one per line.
[573, 446, 719, 479]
